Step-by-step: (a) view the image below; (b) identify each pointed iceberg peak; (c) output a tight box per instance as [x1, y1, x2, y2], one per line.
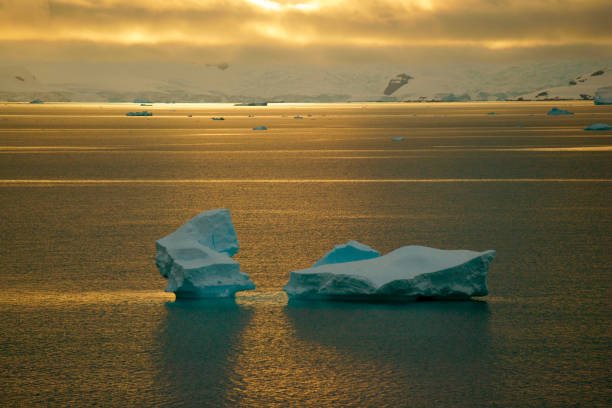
[312, 240, 380, 267]
[160, 208, 239, 257]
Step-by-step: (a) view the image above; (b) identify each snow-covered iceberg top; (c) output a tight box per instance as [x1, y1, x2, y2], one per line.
[284, 244, 495, 301]
[155, 209, 254, 298]
[584, 123, 611, 131]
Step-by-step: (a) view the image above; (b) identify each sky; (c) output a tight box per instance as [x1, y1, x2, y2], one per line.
[1, 0, 612, 65]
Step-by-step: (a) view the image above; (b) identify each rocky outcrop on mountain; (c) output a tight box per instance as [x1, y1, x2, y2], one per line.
[383, 73, 413, 95]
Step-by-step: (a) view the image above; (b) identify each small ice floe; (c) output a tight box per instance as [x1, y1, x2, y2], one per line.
[155, 209, 255, 299]
[283, 242, 495, 301]
[29, 99, 44, 104]
[126, 111, 153, 116]
[584, 123, 611, 131]
[253, 126, 267, 130]
[212, 117, 225, 120]
[547, 107, 573, 115]
[294, 115, 303, 119]
[391, 137, 405, 141]
[487, 112, 496, 115]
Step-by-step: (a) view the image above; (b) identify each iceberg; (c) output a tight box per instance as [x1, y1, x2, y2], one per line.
[126, 111, 153, 116]
[391, 137, 405, 141]
[547, 107, 573, 115]
[212, 117, 225, 120]
[283, 245, 495, 301]
[594, 87, 612, 105]
[155, 209, 255, 298]
[253, 126, 267, 130]
[584, 123, 611, 131]
[313, 240, 380, 267]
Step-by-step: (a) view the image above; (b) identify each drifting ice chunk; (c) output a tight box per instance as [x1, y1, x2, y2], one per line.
[313, 240, 380, 267]
[547, 107, 573, 115]
[391, 137, 405, 141]
[284, 245, 495, 301]
[155, 209, 254, 298]
[126, 111, 152, 116]
[253, 126, 267, 130]
[212, 117, 224, 120]
[584, 123, 611, 131]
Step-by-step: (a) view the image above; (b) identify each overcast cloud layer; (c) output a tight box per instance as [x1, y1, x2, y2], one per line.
[1, 0, 611, 63]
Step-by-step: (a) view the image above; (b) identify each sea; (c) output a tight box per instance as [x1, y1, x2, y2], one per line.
[0, 101, 610, 407]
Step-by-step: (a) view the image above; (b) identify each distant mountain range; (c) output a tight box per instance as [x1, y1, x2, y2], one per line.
[516, 68, 611, 101]
[1, 61, 610, 103]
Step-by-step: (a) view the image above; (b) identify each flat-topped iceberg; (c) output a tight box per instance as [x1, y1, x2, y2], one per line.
[284, 245, 495, 301]
[155, 209, 255, 298]
[126, 111, 152, 116]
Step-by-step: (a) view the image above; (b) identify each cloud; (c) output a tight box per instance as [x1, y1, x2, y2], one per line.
[0, 0, 610, 63]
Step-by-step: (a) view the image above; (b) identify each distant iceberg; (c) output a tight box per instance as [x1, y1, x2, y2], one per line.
[594, 87, 612, 105]
[253, 126, 267, 130]
[212, 117, 225, 120]
[391, 137, 405, 141]
[29, 99, 44, 104]
[155, 209, 255, 298]
[547, 107, 573, 115]
[126, 111, 153, 116]
[584, 123, 611, 131]
[284, 245, 495, 301]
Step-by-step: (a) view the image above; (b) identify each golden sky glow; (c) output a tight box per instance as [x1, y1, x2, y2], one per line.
[0, 0, 611, 63]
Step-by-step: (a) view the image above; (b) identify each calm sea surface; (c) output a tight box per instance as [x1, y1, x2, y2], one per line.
[0, 102, 610, 407]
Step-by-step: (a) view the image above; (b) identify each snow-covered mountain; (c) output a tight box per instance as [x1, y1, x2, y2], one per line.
[1, 60, 611, 102]
[517, 68, 612, 101]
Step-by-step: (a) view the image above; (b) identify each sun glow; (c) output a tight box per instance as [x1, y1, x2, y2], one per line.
[244, 0, 319, 11]
[245, 0, 281, 10]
